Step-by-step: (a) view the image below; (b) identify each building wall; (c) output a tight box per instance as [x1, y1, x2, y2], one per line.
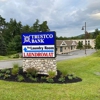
[56, 46, 69, 54]
[56, 45, 77, 54]
[56, 39, 94, 54]
[73, 39, 95, 48]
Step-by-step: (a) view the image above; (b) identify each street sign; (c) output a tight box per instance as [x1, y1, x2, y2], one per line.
[21, 32, 56, 58]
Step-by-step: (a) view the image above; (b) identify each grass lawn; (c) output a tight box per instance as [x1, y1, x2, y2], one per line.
[0, 56, 9, 60]
[0, 51, 100, 100]
[0, 54, 21, 60]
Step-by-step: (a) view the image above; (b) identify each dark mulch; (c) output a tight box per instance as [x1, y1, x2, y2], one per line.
[0, 68, 82, 84]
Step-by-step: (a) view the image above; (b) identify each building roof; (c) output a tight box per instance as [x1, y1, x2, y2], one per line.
[56, 40, 77, 46]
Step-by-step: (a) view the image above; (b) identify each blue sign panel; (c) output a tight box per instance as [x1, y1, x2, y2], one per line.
[21, 32, 56, 45]
[21, 31, 56, 58]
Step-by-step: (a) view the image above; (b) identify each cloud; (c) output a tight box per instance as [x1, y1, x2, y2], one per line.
[0, 0, 100, 37]
[90, 13, 100, 20]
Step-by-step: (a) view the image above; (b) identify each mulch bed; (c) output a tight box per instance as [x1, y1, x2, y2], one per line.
[0, 68, 82, 84]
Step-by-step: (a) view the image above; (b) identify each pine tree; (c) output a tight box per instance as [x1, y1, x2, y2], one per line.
[0, 34, 7, 55]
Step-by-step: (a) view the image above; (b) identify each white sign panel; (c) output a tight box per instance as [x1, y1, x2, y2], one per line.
[22, 45, 55, 57]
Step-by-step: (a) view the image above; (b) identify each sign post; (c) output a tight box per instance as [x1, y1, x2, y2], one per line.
[21, 32, 57, 75]
[22, 31, 56, 58]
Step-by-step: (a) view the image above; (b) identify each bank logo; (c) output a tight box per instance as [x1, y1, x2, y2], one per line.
[23, 35, 31, 43]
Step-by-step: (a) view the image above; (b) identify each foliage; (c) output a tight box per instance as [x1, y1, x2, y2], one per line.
[39, 21, 50, 32]
[60, 69, 68, 77]
[41, 76, 47, 81]
[26, 67, 38, 76]
[0, 69, 7, 73]
[6, 69, 11, 74]
[93, 29, 100, 39]
[48, 71, 56, 78]
[11, 63, 19, 75]
[68, 75, 73, 80]
[0, 34, 7, 55]
[95, 34, 100, 49]
[0, 73, 4, 77]
[3, 74, 11, 79]
[29, 77, 37, 82]
[17, 75, 24, 82]
[77, 41, 83, 49]
[58, 76, 65, 82]
[12, 53, 20, 58]
[46, 78, 54, 83]
[0, 15, 50, 55]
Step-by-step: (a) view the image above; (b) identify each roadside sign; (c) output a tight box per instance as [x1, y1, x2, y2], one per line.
[21, 32, 56, 58]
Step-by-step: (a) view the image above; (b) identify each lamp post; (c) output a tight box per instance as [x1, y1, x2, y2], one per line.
[82, 22, 86, 55]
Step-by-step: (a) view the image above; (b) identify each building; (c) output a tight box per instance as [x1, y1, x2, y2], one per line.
[56, 40, 77, 54]
[73, 39, 95, 49]
[56, 39, 95, 54]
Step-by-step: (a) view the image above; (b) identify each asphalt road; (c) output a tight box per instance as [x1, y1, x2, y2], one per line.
[0, 49, 96, 69]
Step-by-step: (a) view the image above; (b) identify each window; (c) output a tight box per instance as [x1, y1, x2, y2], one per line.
[60, 47, 63, 52]
[88, 41, 90, 45]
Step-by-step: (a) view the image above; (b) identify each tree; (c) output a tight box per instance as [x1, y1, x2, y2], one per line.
[22, 25, 30, 33]
[0, 15, 6, 31]
[0, 34, 7, 55]
[31, 19, 40, 32]
[95, 34, 100, 49]
[7, 35, 21, 54]
[39, 21, 50, 32]
[77, 41, 83, 49]
[93, 29, 100, 39]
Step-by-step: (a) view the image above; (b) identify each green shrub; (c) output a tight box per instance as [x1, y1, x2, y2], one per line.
[13, 54, 19, 58]
[1, 69, 7, 73]
[26, 67, 38, 76]
[48, 71, 56, 78]
[68, 75, 73, 80]
[71, 73, 77, 79]
[58, 76, 65, 82]
[6, 69, 11, 74]
[17, 75, 24, 82]
[46, 78, 54, 83]
[11, 63, 19, 75]
[26, 73, 32, 78]
[29, 76, 37, 82]
[0, 73, 4, 77]
[3, 74, 11, 79]
[60, 69, 68, 77]
[41, 76, 47, 81]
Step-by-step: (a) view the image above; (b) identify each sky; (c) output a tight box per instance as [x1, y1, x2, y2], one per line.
[0, 0, 100, 37]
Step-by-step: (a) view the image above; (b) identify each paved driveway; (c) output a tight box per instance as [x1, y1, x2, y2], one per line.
[57, 49, 96, 61]
[0, 49, 96, 69]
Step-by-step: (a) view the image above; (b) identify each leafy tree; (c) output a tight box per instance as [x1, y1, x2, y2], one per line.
[0, 34, 7, 55]
[7, 41, 16, 54]
[22, 25, 30, 33]
[95, 34, 100, 49]
[93, 29, 100, 39]
[0, 15, 6, 31]
[39, 21, 50, 32]
[7, 35, 21, 54]
[77, 41, 83, 49]
[2, 19, 22, 44]
[13, 35, 22, 52]
[31, 19, 39, 32]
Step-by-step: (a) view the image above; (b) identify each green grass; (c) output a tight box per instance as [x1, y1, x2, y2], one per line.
[0, 54, 21, 60]
[0, 56, 9, 60]
[0, 51, 100, 100]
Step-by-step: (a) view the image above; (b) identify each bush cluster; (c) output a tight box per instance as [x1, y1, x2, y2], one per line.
[0, 63, 78, 83]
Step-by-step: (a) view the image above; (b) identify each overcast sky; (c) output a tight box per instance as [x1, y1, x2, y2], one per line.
[0, 0, 100, 37]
